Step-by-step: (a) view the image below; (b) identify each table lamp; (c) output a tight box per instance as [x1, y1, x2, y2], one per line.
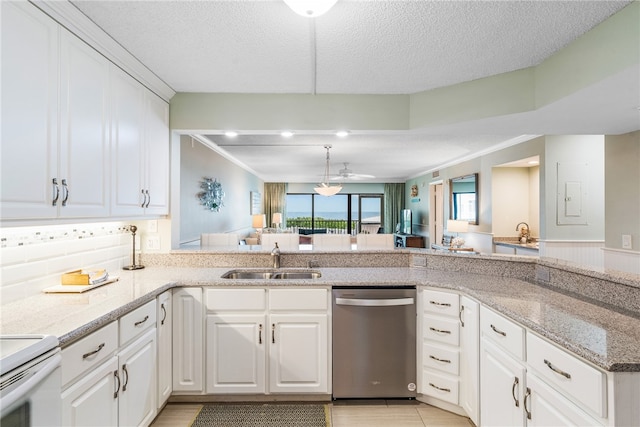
[272, 212, 282, 231]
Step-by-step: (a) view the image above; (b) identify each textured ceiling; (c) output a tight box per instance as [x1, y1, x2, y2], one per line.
[71, 0, 638, 183]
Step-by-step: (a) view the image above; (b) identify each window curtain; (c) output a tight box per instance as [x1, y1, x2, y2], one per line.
[263, 183, 286, 226]
[384, 183, 405, 234]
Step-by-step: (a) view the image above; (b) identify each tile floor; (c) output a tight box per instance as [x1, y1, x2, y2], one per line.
[150, 400, 474, 427]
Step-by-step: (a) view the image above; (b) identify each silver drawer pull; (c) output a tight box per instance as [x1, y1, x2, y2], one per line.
[134, 315, 149, 327]
[524, 387, 532, 420]
[429, 300, 451, 307]
[82, 343, 105, 359]
[429, 327, 451, 334]
[429, 383, 451, 393]
[512, 377, 520, 407]
[544, 359, 571, 379]
[490, 324, 507, 337]
[429, 355, 451, 364]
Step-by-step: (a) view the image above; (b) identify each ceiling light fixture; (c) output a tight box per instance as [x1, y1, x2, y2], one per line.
[283, 0, 338, 17]
[224, 131, 238, 137]
[281, 130, 295, 137]
[335, 130, 350, 137]
[314, 145, 342, 197]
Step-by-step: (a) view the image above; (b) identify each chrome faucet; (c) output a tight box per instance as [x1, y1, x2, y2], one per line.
[515, 222, 530, 243]
[271, 242, 281, 269]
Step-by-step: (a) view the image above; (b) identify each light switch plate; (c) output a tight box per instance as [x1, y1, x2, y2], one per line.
[622, 234, 632, 249]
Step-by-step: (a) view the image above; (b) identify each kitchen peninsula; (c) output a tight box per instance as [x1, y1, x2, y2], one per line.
[1, 249, 639, 426]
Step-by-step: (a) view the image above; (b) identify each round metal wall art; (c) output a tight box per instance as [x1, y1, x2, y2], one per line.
[198, 178, 225, 211]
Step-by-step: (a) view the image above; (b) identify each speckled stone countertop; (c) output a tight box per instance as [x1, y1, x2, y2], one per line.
[1, 265, 639, 372]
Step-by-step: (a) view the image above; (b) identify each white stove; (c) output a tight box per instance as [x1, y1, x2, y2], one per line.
[0, 335, 62, 426]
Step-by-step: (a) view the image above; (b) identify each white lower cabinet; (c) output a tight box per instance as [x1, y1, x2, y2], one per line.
[480, 305, 603, 427]
[172, 288, 204, 392]
[117, 329, 157, 427]
[205, 288, 329, 395]
[62, 356, 119, 426]
[269, 313, 328, 393]
[480, 338, 526, 427]
[418, 289, 466, 413]
[206, 313, 266, 394]
[62, 301, 157, 427]
[459, 296, 479, 426]
[156, 291, 173, 408]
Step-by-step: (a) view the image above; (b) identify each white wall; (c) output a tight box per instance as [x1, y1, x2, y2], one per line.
[0, 221, 132, 302]
[179, 136, 264, 245]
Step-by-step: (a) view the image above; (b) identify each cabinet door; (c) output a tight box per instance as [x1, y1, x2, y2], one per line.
[269, 314, 328, 393]
[1, 1, 58, 219]
[460, 296, 479, 426]
[118, 329, 157, 427]
[58, 29, 110, 218]
[206, 314, 266, 394]
[157, 291, 172, 408]
[480, 339, 526, 427]
[61, 357, 118, 427]
[526, 374, 603, 427]
[172, 288, 203, 392]
[110, 65, 145, 216]
[143, 92, 170, 215]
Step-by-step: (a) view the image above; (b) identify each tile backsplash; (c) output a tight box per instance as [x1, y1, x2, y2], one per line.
[1, 222, 132, 303]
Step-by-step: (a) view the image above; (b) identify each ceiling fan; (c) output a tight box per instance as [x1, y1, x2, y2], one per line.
[330, 163, 375, 181]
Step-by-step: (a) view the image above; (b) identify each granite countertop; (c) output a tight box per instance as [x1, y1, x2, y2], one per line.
[1, 266, 639, 372]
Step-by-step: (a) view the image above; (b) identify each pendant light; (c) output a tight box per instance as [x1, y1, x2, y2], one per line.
[314, 145, 342, 197]
[283, 0, 338, 17]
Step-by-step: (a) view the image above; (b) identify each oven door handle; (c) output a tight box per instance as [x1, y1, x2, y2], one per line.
[0, 352, 61, 413]
[336, 297, 414, 307]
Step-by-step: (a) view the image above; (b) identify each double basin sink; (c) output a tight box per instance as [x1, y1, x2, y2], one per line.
[222, 269, 321, 280]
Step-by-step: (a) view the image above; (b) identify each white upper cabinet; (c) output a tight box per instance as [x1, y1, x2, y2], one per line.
[1, 1, 169, 221]
[1, 1, 59, 219]
[111, 67, 169, 217]
[58, 29, 111, 218]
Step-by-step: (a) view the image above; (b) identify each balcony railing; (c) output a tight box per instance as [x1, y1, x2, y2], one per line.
[285, 217, 381, 235]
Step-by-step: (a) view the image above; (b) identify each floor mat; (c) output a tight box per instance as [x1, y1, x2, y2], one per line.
[190, 403, 330, 427]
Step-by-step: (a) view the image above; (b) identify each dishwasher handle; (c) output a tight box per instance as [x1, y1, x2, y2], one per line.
[335, 297, 414, 307]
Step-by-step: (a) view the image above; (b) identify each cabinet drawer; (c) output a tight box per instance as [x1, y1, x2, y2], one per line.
[423, 343, 459, 376]
[269, 288, 328, 311]
[423, 315, 459, 346]
[480, 306, 524, 360]
[422, 370, 459, 405]
[527, 332, 607, 418]
[423, 290, 459, 317]
[205, 288, 266, 311]
[61, 321, 118, 387]
[120, 299, 156, 346]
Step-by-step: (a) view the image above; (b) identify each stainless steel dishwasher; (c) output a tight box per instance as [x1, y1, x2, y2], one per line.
[332, 287, 416, 399]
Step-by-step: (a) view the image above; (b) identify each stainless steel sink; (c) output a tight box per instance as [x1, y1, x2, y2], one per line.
[221, 269, 321, 280]
[271, 271, 321, 280]
[222, 271, 275, 279]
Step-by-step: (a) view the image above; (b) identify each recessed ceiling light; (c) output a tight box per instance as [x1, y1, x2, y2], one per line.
[224, 131, 238, 137]
[335, 130, 350, 138]
[528, 160, 539, 165]
[281, 131, 295, 138]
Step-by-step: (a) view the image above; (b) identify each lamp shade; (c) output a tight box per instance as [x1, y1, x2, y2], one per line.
[283, 0, 338, 17]
[314, 184, 342, 197]
[272, 212, 283, 225]
[252, 214, 266, 228]
[447, 219, 469, 233]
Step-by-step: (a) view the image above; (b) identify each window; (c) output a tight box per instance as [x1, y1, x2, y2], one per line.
[285, 193, 383, 235]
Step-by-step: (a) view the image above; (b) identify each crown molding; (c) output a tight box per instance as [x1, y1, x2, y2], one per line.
[30, 0, 175, 102]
